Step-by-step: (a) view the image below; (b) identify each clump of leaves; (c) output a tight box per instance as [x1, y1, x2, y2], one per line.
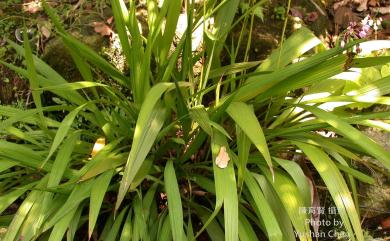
[0, 0, 390, 241]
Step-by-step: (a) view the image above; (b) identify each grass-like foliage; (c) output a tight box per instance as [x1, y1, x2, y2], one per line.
[1, 0, 390, 240]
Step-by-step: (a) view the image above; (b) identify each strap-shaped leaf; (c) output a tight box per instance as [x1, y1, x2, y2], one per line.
[44, 103, 89, 165]
[48, 207, 78, 241]
[116, 83, 173, 211]
[0, 182, 35, 214]
[233, 40, 361, 102]
[227, 101, 274, 178]
[273, 158, 311, 207]
[164, 160, 186, 241]
[296, 142, 364, 241]
[255, 168, 311, 241]
[105, 207, 129, 241]
[89, 170, 114, 239]
[43, 179, 94, 231]
[190, 106, 213, 136]
[210, 130, 238, 241]
[298, 104, 390, 171]
[257, 27, 321, 72]
[3, 177, 48, 241]
[253, 173, 296, 241]
[244, 172, 283, 241]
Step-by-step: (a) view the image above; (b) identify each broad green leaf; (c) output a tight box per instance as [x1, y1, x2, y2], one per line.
[0, 215, 13, 227]
[140, 183, 158, 237]
[43, 179, 94, 231]
[3, 177, 48, 241]
[212, 0, 240, 41]
[352, 56, 390, 68]
[77, 139, 125, 181]
[66, 203, 84, 241]
[111, 0, 132, 86]
[209, 61, 262, 79]
[273, 158, 311, 207]
[227, 102, 274, 177]
[116, 104, 166, 208]
[36, 81, 108, 91]
[190, 106, 213, 136]
[4, 40, 87, 105]
[236, 125, 250, 192]
[79, 152, 125, 181]
[132, 194, 149, 241]
[41, 0, 94, 84]
[258, 27, 321, 71]
[127, 0, 145, 103]
[158, 0, 183, 66]
[20, 190, 49, 240]
[48, 207, 78, 241]
[257, 55, 346, 102]
[296, 142, 364, 241]
[244, 172, 282, 241]
[253, 174, 296, 241]
[298, 104, 390, 171]
[164, 160, 186, 241]
[303, 96, 390, 106]
[0, 141, 77, 178]
[159, 213, 173, 241]
[192, 175, 216, 194]
[3, 126, 43, 147]
[129, 158, 153, 190]
[233, 40, 361, 102]
[23, 27, 46, 131]
[238, 212, 258, 241]
[89, 170, 114, 239]
[48, 132, 80, 187]
[3, 193, 37, 241]
[99, 212, 115, 241]
[0, 182, 35, 214]
[0, 104, 62, 130]
[0, 61, 85, 106]
[0, 160, 16, 173]
[116, 83, 173, 211]
[210, 130, 238, 241]
[256, 167, 311, 241]
[327, 151, 374, 184]
[119, 209, 132, 241]
[192, 204, 224, 241]
[105, 207, 128, 241]
[347, 74, 390, 96]
[44, 103, 89, 165]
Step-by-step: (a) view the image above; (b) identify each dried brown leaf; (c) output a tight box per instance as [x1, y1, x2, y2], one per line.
[215, 146, 230, 168]
[92, 22, 113, 36]
[23, 0, 42, 13]
[41, 27, 50, 38]
[106, 16, 114, 24]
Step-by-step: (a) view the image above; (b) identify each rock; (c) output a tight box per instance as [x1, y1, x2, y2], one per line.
[43, 32, 104, 81]
[334, 6, 361, 28]
[359, 107, 390, 219]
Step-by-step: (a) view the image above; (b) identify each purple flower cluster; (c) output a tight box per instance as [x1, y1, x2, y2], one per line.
[359, 23, 371, 38]
[344, 20, 371, 42]
[341, 15, 382, 48]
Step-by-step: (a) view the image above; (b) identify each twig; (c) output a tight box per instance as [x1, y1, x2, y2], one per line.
[277, 0, 291, 69]
[308, 0, 326, 16]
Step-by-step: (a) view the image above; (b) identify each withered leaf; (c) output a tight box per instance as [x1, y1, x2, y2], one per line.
[215, 146, 230, 169]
